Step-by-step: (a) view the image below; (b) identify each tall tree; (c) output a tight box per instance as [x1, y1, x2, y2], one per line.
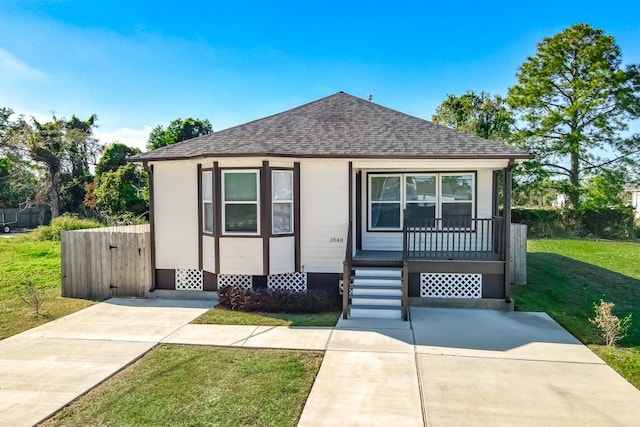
[432, 91, 514, 142]
[507, 23, 640, 207]
[147, 117, 213, 150]
[5, 113, 99, 218]
[59, 115, 100, 214]
[89, 142, 147, 219]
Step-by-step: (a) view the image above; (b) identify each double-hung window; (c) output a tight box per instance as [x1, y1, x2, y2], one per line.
[368, 173, 474, 230]
[440, 174, 473, 228]
[201, 170, 213, 233]
[369, 175, 401, 230]
[222, 170, 259, 234]
[272, 170, 293, 234]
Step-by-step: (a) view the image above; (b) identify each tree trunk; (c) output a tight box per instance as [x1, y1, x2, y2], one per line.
[569, 151, 581, 207]
[49, 167, 61, 218]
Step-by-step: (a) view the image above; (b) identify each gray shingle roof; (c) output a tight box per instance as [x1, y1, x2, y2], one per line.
[131, 92, 530, 161]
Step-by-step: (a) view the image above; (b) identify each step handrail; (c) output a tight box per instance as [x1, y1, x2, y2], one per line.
[342, 220, 353, 319]
[402, 209, 408, 320]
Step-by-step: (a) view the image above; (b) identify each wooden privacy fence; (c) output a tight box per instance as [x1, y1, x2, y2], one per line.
[61, 224, 151, 299]
[510, 223, 527, 285]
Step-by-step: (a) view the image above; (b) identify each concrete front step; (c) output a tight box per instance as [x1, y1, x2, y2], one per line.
[353, 267, 402, 278]
[352, 294, 402, 307]
[352, 277, 402, 287]
[350, 304, 402, 319]
[352, 285, 402, 297]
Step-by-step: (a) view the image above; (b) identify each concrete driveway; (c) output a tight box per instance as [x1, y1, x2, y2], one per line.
[2, 302, 639, 426]
[299, 307, 640, 427]
[0, 298, 214, 427]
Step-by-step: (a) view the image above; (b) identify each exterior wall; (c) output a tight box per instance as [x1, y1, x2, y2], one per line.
[150, 157, 510, 281]
[361, 167, 497, 251]
[300, 160, 349, 273]
[153, 161, 199, 269]
[202, 235, 215, 273]
[270, 236, 295, 274]
[219, 238, 263, 274]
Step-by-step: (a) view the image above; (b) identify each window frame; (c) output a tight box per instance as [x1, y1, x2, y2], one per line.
[367, 172, 476, 231]
[221, 169, 260, 235]
[271, 169, 294, 235]
[439, 173, 474, 229]
[201, 169, 214, 234]
[368, 174, 403, 231]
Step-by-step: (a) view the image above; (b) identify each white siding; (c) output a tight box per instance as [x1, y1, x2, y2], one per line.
[300, 161, 349, 273]
[153, 161, 199, 269]
[202, 235, 215, 273]
[476, 169, 493, 218]
[270, 236, 295, 274]
[352, 159, 511, 170]
[633, 191, 640, 219]
[219, 238, 263, 275]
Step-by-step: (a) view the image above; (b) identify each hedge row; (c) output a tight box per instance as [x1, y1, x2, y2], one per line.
[217, 286, 341, 313]
[512, 206, 636, 239]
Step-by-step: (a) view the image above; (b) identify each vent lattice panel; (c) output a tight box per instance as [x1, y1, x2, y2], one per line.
[420, 273, 482, 298]
[267, 272, 307, 292]
[217, 274, 253, 290]
[175, 269, 203, 291]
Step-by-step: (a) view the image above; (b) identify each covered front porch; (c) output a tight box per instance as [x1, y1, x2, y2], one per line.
[343, 161, 515, 320]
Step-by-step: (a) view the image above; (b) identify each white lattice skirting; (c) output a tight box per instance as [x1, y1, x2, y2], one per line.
[267, 272, 307, 292]
[420, 273, 482, 298]
[217, 274, 253, 290]
[175, 269, 203, 291]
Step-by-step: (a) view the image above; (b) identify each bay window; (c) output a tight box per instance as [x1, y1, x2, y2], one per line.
[223, 171, 259, 234]
[368, 173, 474, 230]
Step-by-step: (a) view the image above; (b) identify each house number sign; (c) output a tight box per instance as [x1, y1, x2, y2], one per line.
[329, 237, 344, 243]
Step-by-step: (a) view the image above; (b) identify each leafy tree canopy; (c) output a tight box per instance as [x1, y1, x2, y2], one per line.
[3, 113, 99, 217]
[94, 163, 148, 217]
[147, 117, 212, 150]
[432, 91, 514, 142]
[95, 142, 141, 177]
[507, 23, 640, 207]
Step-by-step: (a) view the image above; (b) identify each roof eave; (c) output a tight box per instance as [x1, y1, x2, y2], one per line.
[128, 152, 532, 163]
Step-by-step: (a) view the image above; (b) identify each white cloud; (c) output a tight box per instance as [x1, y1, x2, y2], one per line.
[94, 126, 153, 152]
[0, 48, 44, 79]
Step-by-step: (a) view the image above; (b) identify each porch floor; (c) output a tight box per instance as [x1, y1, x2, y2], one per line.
[354, 250, 502, 263]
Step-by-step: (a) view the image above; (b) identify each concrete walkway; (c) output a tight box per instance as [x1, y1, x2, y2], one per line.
[0, 298, 214, 427]
[3, 301, 640, 426]
[168, 308, 640, 426]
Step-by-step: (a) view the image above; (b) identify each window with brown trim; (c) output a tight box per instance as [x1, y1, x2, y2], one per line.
[201, 170, 213, 234]
[368, 173, 475, 230]
[222, 170, 260, 234]
[272, 170, 293, 234]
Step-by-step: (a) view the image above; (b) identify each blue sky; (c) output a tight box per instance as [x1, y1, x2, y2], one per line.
[0, 0, 638, 151]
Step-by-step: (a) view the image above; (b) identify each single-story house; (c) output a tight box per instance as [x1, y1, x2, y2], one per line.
[624, 187, 640, 219]
[131, 92, 530, 319]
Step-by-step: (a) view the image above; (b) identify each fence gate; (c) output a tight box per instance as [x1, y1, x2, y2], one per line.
[61, 225, 151, 299]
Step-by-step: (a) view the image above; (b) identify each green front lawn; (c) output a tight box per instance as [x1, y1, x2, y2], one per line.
[192, 306, 340, 327]
[513, 238, 640, 388]
[0, 236, 95, 340]
[42, 345, 323, 427]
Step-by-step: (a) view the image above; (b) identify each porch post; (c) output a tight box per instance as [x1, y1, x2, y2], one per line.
[503, 160, 514, 302]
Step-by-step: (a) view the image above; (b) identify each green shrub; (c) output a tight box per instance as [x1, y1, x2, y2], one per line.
[218, 286, 340, 313]
[512, 206, 635, 239]
[31, 214, 103, 241]
[578, 206, 635, 240]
